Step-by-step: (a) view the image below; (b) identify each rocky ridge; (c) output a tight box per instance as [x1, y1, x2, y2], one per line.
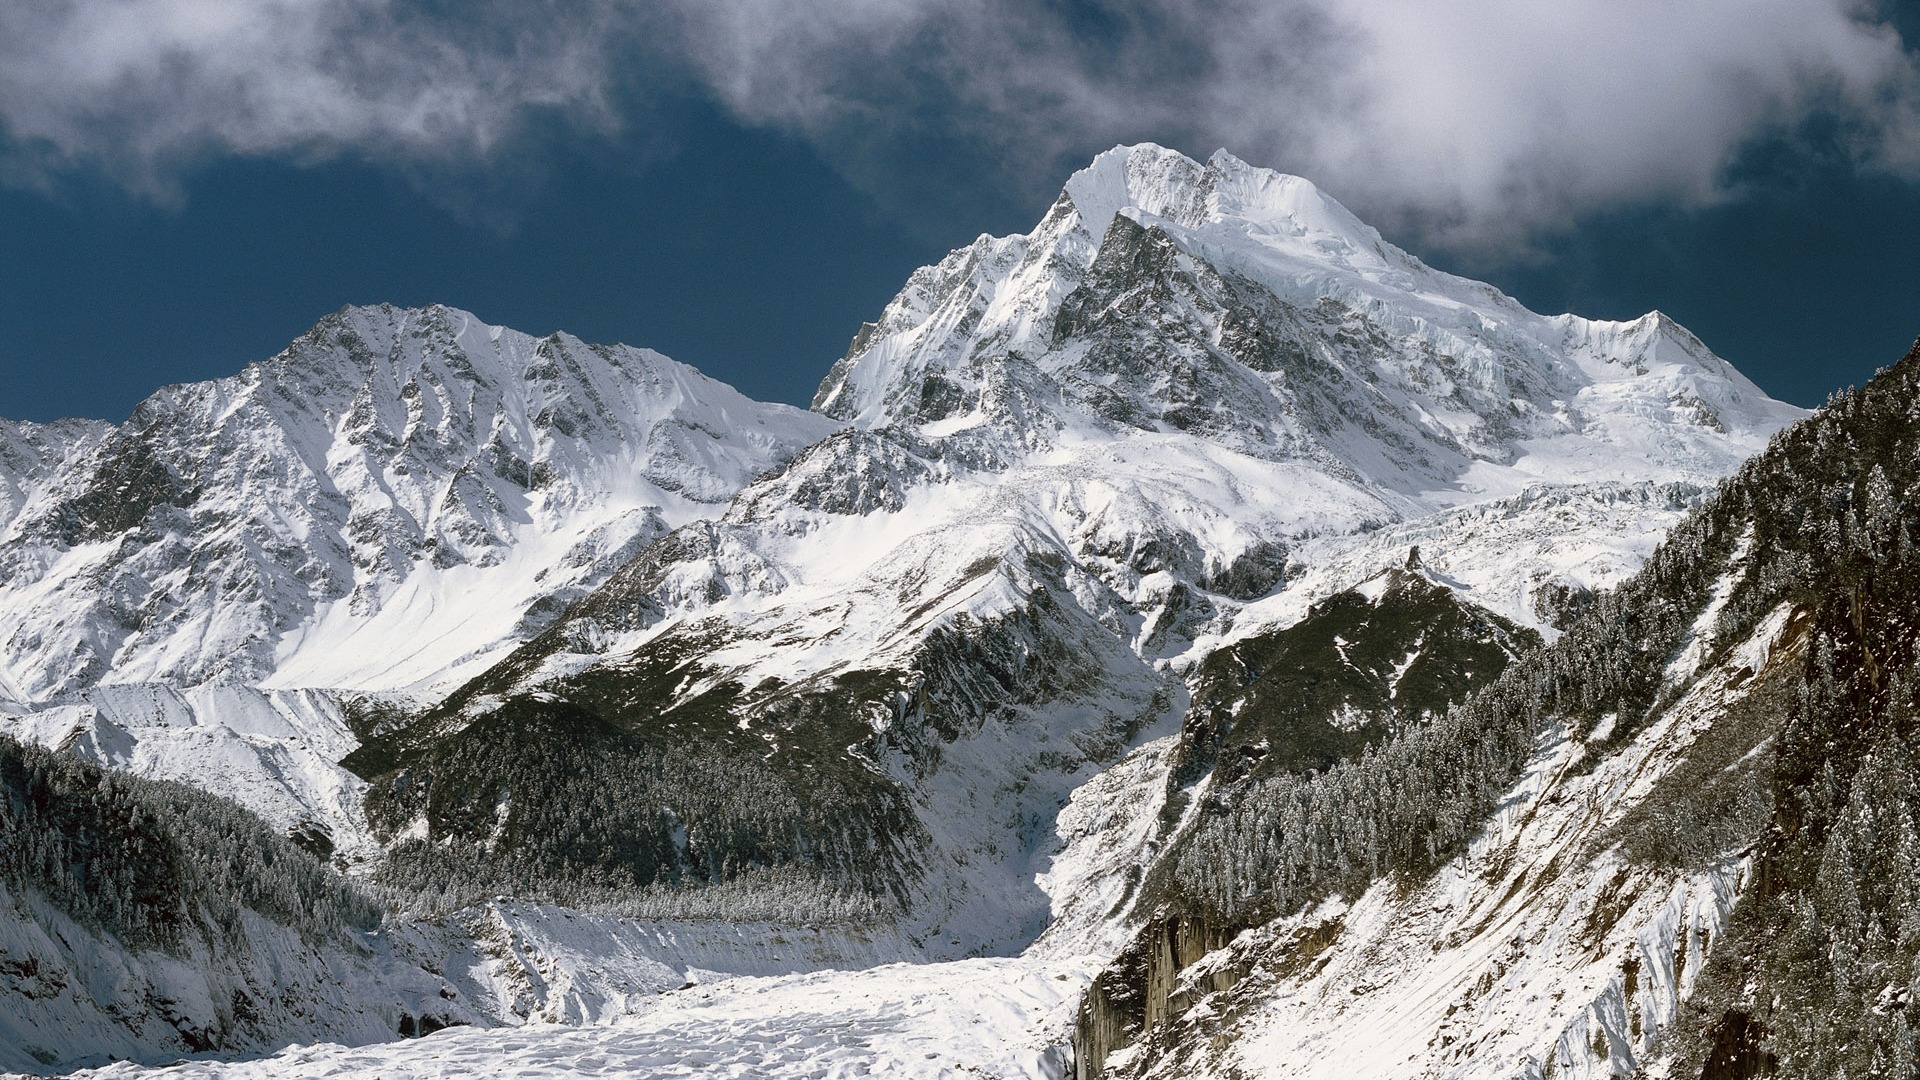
[0, 303, 836, 704]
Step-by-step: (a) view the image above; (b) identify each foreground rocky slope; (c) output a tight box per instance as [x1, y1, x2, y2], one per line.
[1081, 338, 1920, 1078]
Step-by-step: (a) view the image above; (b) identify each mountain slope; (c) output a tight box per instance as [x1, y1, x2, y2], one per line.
[0, 417, 109, 543]
[0, 728, 918, 1074]
[0, 303, 837, 704]
[1082, 337, 1920, 1079]
[5, 684, 385, 871]
[0, 731, 471, 1073]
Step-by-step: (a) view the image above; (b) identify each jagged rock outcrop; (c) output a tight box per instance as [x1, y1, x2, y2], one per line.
[1074, 913, 1243, 1079]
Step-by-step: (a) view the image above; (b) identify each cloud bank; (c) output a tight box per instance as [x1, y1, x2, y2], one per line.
[5, 0, 1918, 248]
[0, 0, 620, 197]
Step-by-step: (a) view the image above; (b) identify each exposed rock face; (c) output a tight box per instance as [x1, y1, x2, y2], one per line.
[1698, 1011, 1776, 1080]
[1073, 913, 1242, 1079]
[1172, 568, 1540, 787]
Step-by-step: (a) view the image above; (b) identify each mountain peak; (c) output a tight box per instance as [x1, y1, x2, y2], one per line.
[812, 145, 1797, 491]
[286, 302, 517, 378]
[1059, 143, 1210, 238]
[0, 308, 837, 702]
[1058, 144, 1385, 262]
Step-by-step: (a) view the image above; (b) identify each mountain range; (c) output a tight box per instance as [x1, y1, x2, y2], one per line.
[2, 144, 1880, 1079]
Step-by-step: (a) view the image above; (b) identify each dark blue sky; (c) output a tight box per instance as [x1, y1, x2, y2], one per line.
[3, 2, 1918, 423]
[1, 97, 947, 422]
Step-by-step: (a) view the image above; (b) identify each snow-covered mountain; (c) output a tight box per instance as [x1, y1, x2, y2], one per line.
[816, 145, 1790, 505]
[798, 144, 1797, 643]
[0, 144, 1823, 1077]
[350, 144, 1801, 965]
[0, 303, 837, 704]
[0, 305, 836, 897]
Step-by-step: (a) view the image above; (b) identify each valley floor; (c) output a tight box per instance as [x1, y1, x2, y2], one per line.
[44, 957, 1090, 1080]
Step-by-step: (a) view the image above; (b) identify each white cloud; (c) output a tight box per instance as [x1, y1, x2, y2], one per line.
[0, 0, 618, 196]
[1207, 0, 1920, 248]
[4, 0, 1918, 249]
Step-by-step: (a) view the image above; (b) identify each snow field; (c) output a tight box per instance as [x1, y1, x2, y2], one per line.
[51, 958, 1090, 1080]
